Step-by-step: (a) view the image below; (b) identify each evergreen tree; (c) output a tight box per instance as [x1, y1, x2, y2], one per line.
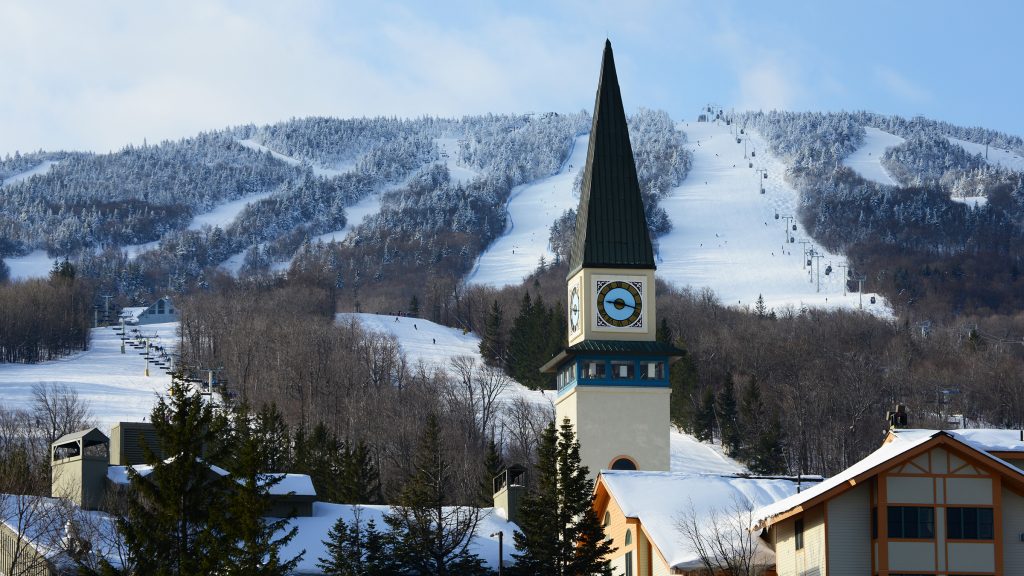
[114, 378, 229, 575]
[318, 510, 396, 576]
[338, 440, 383, 505]
[669, 343, 699, 431]
[217, 403, 304, 575]
[479, 300, 505, 367]
[255, 402, 292, 472]
[507, 293, 539, 388]
[478, 439, 504, 507]
[717, 375, 740, 455]
[753, 294, 768, 318]
[294, 423, 342, 502]
[695, 387, 716, 442]
[408, 295, 421, 317]
[512, 419, 614, 575]
[656, 317, 673, 344]
[385, 415, 488, 575]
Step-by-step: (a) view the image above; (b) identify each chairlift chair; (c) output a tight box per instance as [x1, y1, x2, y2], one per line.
[792, 224, 797, 231]
[760, 187, 765, 194]
[749, 162, 754, 168]
[825, 265, 833, 275]
[870, 296, 877, 304]
[764, 172, 768, 179]
[774, 213, 780, 220]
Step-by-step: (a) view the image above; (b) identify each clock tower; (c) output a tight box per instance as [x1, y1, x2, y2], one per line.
[542, 40, 681, 478]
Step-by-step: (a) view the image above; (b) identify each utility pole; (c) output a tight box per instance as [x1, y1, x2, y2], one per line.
[99, 294, 114, 325]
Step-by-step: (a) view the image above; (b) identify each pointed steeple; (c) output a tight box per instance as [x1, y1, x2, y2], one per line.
[568, 40, 655, 276]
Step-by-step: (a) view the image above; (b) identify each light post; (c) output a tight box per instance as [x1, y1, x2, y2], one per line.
[490, 531, 504, 575]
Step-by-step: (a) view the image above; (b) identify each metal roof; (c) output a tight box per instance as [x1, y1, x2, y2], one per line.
[568, 40, 656, 276]
[52, 427, 109, 447]
[539, 339, 683, 373]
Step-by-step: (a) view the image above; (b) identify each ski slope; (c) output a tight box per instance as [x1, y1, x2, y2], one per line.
[188, 190, 277, 230]
[1, 160, 58, 187]
[466, 133, 589, 288]
[842, 126, 904, 185]
[236, 138, 354, 178]
[0, 324, 175, 430]
[948, 136, 1024, 172]
[657, 120, 889, 314]
[3, 249, 55, 281]
[435, 137, 480, 184]
[340, 312, 746, 474]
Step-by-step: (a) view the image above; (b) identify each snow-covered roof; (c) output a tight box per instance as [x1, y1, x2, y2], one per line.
[260, 473, 316, 497]
[277, 503, 518, 575]
[119, 306, 147, 319]
[598, 471, 807, 569]
[891, 428, 1024, 453]
[107, 458, 230, 484]
[755, 429, 1024, 528]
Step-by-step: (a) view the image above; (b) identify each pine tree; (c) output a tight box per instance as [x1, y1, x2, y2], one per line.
[669, 343, 699, 431]
[385, 415, 489, 575]
[408, 295, 421, 317]
[695, 387, 716, 442]
[255, 403, 292, 472]
[717, 375, 740, 455]
[479, 300, 505, 367]
[478, 439, 504, 507]
[318, 510, 396, 576]
[754, 294, 768, 318]
[512, 419, 614, 575]
[338, 440, 383, 505]
[115, 378, 229, 575]
[656, 317, 673, 344]
[295, 423, 342, 502]
[217, 403, 304, 575]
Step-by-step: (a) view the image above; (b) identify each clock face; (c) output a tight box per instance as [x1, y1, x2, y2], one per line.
[596, 280, 644, 328]
[569, 286, 581, 333]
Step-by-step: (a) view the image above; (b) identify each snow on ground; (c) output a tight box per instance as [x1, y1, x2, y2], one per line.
[842, 126, 904, 186]
[188, 190, 277, 230]
[307, 193, 383, 245]
[340, 312, 741, 475]
[657, 120, 890, 315]
[466, 133, 589, 288]
[236, 138, 354, 178]
[434, 137, 480, 184]
[952, 196, 988, 209]
[3, 249, 55, 281]
[2, 160, 58, 187]
[948, 136, 1024, 172]
[121, 240, 161, 260]
[0, 324, 175, 431]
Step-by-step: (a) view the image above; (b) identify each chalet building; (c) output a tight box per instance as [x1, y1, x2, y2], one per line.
[119, 296, 177, 325]
[755, 429, 1024, 576]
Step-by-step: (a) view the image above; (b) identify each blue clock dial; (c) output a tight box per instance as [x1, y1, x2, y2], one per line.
[596, 280, 643, 327]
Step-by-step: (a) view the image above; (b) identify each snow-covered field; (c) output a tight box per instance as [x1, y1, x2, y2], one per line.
[0, 324, 175, 431]
[467, 133, 588, 288]
[948, 136, 1024, 172]
[2, 160, 58, 187]
[842, 126, 904, 185]
[4, 249, 55, 281]
[341, 312, 747, 475]
[657, 121, 889, 314]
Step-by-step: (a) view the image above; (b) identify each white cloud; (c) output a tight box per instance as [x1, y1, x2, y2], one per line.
[736, 61, 796, 111]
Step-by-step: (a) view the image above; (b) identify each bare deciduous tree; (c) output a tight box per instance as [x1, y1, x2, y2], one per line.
[676, 497, 770, 576]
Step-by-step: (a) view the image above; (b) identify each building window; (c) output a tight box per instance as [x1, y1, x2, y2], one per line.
[611, 458, 636, 471]
[795, 518, 804, 550]
[624, 529, 632, 545]
[624, 551, 633, 576]
[603, 512, 611, 527]
[639, 361, 664, 380]
[157, 300, 165, 313]
[871, 507, 878, 539]
[611, 360, 634, 380]
[582, 361, 604, 380]
[947, 507, 994, 540]
[887, 506, 934, 539]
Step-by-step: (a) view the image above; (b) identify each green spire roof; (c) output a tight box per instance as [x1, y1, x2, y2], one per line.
[568, 40, 655, 276]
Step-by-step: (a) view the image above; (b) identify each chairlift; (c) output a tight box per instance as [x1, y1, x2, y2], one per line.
[760, 188, 765, 194]
[751, 151, 756, 157]
[740, 128, 745, 134]
[792, 224, 797, 231]
[736, 137, 741, 144]
[847, 270, 853, 279]
[774, 213, 780, 220]
[807, 259, 813, 266]
[763, 172, 768, 179]
[825, 265, 833, 276]
[789, 237, 795, 243]
[749, 162, 754, 168]
[870, 296, 877, 304]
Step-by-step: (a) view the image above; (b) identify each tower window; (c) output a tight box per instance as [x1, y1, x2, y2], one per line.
[611, 457, 637, 470]
[582, 361, 604, 380]
[640, 361, 664, 380]
[611, 360, 634, 380]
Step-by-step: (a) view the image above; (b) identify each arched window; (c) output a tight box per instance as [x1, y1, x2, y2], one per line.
[624, 529, 632, 545]
[611, 457, 637, 471]
[603, 511, 611, 526]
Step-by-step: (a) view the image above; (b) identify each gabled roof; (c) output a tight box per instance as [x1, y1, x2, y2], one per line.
[596, 471, 808, 569]
[754, 430, 1024, 529]
[53, 427, 108, 448]
[568, 40, 655, 276]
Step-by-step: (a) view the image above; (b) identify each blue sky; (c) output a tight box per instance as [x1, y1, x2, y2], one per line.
[2, 0, 1021, 155]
